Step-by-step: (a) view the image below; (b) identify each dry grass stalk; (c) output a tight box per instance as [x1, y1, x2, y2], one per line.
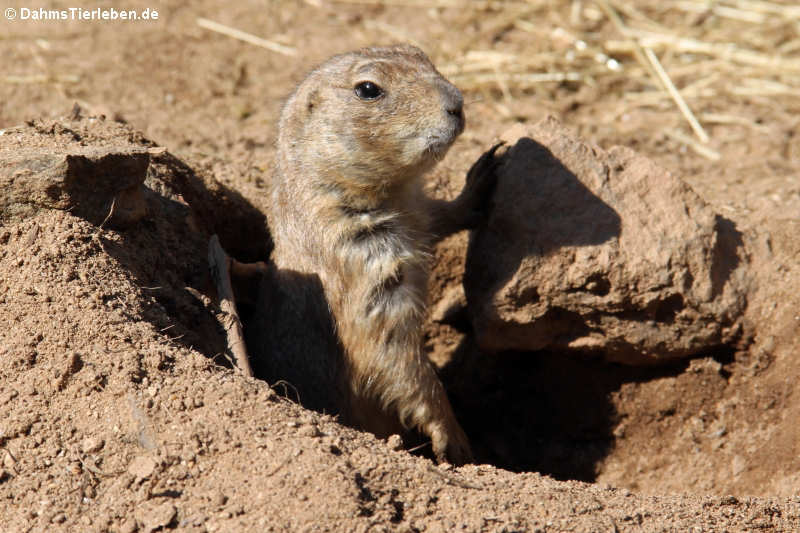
[492, 62, 513, 105]
[220, 0, 796, 162]
[731, 78, 800, 96]
[700, 113, 770, 131]
[623, 30, 800, 74]
[676, 1, 767, 23]
[778, 39, 800, 55]
[595, 1, 661, 81]
[644, 47, 710, 143]
[607, 1, 672, 33]
[664, 129, 722, 161]
[196, 17, 297, 57]
[595, 1, 711, 143]
[694, 0, 800, 19]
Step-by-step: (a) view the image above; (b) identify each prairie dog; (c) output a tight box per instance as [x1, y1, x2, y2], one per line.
[250, 45, 497, 464]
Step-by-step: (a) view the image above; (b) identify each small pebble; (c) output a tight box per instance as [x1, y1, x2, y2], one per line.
[82, 437, 105, 454]
[127, 456, 157, 480]
[386, 434, 403, 451]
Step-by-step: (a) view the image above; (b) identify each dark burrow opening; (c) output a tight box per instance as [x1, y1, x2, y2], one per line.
[439, 337, 741, 481]
[438, 343, 685, 481]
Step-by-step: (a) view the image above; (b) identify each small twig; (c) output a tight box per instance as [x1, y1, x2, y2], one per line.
[271, 380, 301, 404]
[196, 18, 297, 57]
[95, 196, 116, 232]
[267, 456, 292, 477]
[208, 235, 254, 377]
[212, 351, 236, 369]
[407, 441, 431, 453]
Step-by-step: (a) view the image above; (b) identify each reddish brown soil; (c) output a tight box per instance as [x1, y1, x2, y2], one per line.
[2, 1, 800, 531]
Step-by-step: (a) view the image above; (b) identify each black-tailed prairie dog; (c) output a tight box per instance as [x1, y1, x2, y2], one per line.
[249, 44, 498, 464]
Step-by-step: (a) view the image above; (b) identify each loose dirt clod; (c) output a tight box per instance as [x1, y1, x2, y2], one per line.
[128, 456, 157, 481]
[134, 502, 177, 533]
[465, 117, 750, 363]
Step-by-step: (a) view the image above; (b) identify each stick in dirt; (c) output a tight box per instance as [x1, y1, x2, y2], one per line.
[208, 234, 255, 377]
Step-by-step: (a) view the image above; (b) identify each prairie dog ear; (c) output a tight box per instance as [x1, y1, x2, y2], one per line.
[296, 85, 320, 118]
[306, 88, 320, 115]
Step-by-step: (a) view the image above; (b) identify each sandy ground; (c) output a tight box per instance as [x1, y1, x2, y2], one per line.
[2, 1, 800, 531]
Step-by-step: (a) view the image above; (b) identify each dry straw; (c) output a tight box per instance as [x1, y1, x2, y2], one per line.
[197, 1, 798, 160]
[196, 17, 297, 56]
[431, 0, 795, 158]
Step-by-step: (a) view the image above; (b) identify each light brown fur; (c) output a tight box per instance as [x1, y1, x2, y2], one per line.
[249, 45, 497, 464]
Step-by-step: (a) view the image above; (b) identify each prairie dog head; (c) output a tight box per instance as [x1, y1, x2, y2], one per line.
[279, 45, 465, 188]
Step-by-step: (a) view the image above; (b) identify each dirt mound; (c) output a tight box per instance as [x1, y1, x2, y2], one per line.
[3, 1, 800, 530]
[1, 114, 800, 532]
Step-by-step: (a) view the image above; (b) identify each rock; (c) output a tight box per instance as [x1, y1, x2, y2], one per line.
[464, 118, 749, 364]
[134, 502, 177, 533]
[3, 451, 17, 470]
[119, 518, 139, 533]
[386, 434, 404, 451]
[81, 437, 105, 454]
[128, 455, 157, 480]
[210, 491, 228, 508]
[0, 121, 150, 228]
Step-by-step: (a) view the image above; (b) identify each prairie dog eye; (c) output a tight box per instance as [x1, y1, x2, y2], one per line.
[354, 81, 384, 100]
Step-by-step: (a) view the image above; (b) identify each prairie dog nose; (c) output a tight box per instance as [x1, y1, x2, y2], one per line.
[441, 82, 465, 131]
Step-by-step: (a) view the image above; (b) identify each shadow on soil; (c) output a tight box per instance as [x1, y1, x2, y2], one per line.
[440, 342, 692, 481]
[97, 150, 272, 363]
